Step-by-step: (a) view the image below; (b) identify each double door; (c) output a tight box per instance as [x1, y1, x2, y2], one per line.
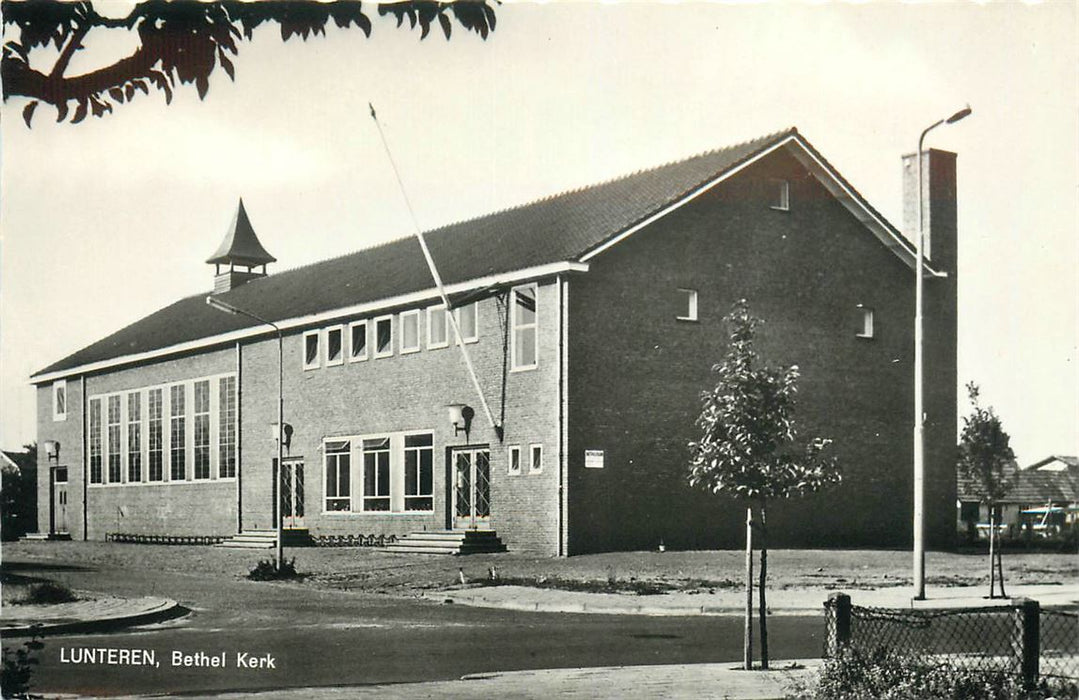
[278, 459, 305, 529]
[452, 448, 490, 530]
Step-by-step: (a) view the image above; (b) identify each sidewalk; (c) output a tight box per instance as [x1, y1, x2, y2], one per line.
[115, 661, 821, 700]
[428, 582, 1079, 617]
[0, 594, 181, 636]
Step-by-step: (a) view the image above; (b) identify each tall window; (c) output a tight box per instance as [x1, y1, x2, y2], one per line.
[170, 385, 186, 481]
[507, 445, 521, 475]
[427, 305, 448, 349]
[857, 306, 875, 339]
[148, 388, 163, 481]
[530, 443, 543, 474]
[769, 178, 790, 211]
[455, 302, 478, 342]
[511, 285, 538, 370]
[324, 440, 351, 511]
[107, 395, 122, 483]
[303, 330, 320, 370]
[52, 380, 67, 421]
[362, 437, 391, 511]
[400, 310, 421, 354]
[326, 326, 344, 366]
[349, 321, 368, 362]
[89, 398, 103, 484]
[404, 434, 433, 511]
[374, 316, 393, 358]
[127, 392, 142, 482]
[193, 380, 210, 479]
[218, 376, 236, 478]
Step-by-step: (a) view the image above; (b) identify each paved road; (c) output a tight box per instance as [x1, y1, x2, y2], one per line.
[10, 559, 824, 697]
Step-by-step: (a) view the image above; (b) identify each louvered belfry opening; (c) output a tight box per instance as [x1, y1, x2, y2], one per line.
[207, 198, 277, 293]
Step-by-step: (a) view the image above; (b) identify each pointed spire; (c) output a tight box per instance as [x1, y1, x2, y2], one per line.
[206, 199, 277, 268]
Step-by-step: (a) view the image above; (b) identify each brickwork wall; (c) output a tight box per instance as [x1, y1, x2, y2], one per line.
[37, 349, 239, 540]
[37, 380, 85, 538]
[238, 284, 561, 554]
[566, 149, 958, 553]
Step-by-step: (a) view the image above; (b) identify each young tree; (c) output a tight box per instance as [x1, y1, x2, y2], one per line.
[957, 382, 1015, 599]
[689, 300, 840, 670]
[3, 0, 497, 126]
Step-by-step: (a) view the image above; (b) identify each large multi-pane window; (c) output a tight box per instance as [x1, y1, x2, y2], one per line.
[107, 395, 122, 483]
[89, 398, 103, 484]
[324, 440, 351, 511]
[404, 434, 434, 511]
[148, 388, 163, 481]
[362, 437, 391, 511]
[193, 380, 210, 479]
[170, 385, 186, 481]
[89, 374, 234, 488]
[511, 285, 538, 370]
[218, 376, 236, 478]
[127, 392, 142, 482]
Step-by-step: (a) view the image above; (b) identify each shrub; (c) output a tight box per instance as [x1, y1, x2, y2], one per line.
[1, 634, 44, 699]
[800, 647, 1075, 700]
[247, 558, 300, 581]
[21, 582, 77, 605]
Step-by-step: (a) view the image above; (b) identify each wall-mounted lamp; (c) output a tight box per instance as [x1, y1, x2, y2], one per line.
[43, 440, 60, 463]
[447, 403, 475, 441]
[271, 422, 294, 451]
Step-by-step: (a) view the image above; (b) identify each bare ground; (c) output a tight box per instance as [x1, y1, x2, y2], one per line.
[3, 540, 1076, 598]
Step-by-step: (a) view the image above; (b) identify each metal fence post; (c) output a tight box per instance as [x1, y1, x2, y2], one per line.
[826, 592, 852, 658]
[1013, 598, 1040, 689]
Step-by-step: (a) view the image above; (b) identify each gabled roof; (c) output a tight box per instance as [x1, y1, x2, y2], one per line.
[206, 198, 277, 267]
[958, 462, 1079, 504]
[1026, 455, 1079, 472]
[32, 128, 931, 382]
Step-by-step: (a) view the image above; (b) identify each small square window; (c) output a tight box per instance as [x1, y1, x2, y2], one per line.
[374, 316, 393, 358]
[856, 306, 875, 339]
[325, 326, 344, 366]
[53, 380, 67, 421]
[529, 443, 543, 474]
[400, 310, 421, 354]
[455, 303, 478, 343]
[349, 321, 368, 362]
[428, 305, 449, 349]
[676, 289, 698, 322]
[769, 178, 790, 211]
[303, 330, 320, 370]
[507, 445, 521, 475]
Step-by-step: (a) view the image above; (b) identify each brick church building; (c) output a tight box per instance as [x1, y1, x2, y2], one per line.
[33, 128, 959, 555]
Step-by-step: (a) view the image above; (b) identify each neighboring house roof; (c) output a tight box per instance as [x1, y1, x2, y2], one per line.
[1, 450, 33, 474]
[958, 462, 1079, 504]
[206, 198, 277, 267]
[32, 128, 936, 383]
[1026, 455, 1079, 472]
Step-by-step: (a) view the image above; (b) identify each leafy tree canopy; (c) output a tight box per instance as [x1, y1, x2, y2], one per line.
[2, 0, 497, 126]
[957, 382, 1015, 504]
[688, 299, 840, 502]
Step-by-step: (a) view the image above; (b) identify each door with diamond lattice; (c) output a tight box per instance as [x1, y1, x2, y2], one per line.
[452, 448, 490, 530]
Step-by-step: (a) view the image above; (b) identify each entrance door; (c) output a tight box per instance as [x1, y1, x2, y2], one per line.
[280, 459, 305, 529]
[51, 467, 69, 535]
[452, 448, 490, 530]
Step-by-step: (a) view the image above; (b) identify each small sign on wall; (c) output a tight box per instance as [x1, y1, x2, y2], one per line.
[584, 449, 604, 469]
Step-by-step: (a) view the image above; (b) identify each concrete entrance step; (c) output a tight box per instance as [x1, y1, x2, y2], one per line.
[384, 530, 506, 555]
[216, 528, 312, 548]
[21, 532, 72, 541]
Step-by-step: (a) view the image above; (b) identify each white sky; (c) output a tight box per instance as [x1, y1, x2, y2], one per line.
[1, 1, 1076, 466]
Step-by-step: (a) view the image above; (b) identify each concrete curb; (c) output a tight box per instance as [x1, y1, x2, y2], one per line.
[0, 597, 186, 637]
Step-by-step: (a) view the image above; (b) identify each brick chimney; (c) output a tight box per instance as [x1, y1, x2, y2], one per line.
[902, 148, 957, 274]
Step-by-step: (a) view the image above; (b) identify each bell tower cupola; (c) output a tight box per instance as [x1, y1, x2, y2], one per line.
[207, 198, 277, 294]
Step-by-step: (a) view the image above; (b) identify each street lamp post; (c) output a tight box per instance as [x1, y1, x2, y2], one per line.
[206, 296, 285, 573]
[913, 105, 971, 601]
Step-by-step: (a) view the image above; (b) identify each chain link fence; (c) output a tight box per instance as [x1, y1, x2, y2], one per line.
[824, 593, 1079, 687]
